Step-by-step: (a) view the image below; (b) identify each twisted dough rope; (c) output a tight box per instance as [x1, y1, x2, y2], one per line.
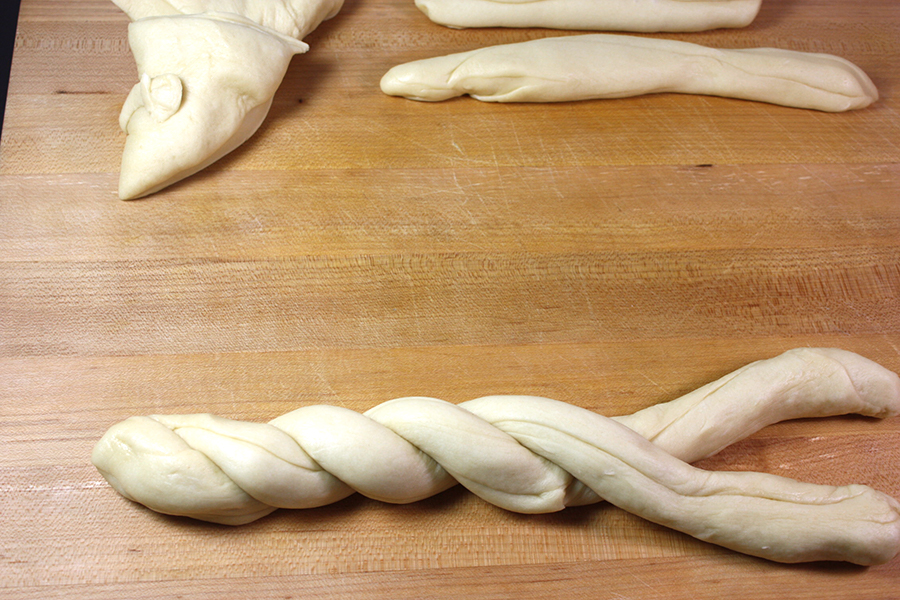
[92, 348, 900, 565]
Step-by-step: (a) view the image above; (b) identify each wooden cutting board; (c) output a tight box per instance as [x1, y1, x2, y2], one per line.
[2, 0, 899, 598]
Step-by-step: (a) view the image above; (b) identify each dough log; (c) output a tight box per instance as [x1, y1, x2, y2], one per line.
[92, 348, 900, 565]
[415, 0, 762, 32]
[380, 34, 878, 112]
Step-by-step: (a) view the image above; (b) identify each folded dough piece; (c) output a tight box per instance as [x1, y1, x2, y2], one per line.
[111, 0, 343, 40]
[112, 0, 344, 199]
[380, 34, 878, 112]
[416, 0, 762, 32]
[117, 13, 307, 200]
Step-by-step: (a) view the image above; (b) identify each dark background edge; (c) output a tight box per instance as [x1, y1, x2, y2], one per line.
[1, 0, 22, 143]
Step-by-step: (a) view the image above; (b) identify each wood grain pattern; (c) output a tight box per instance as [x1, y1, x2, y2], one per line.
[2, 0, 899, 597]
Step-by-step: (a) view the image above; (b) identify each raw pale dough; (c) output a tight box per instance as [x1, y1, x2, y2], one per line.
[112, 0, 343, 199]
[112, 0, 343, 40]
[380, 34, 879, 112]
[615, 347, 900, 463]
[91, 348, 900, 564]
[415, 0, 762, 32]
[118, 13, 307, 200]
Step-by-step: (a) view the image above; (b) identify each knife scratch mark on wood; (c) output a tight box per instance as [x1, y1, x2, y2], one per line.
[637, 371, 663, 390]
[884, 339, 900, 361]
[797, 164, 838, 194]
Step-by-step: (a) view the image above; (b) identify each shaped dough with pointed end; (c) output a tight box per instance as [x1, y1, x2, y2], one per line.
[92, 349, 900, 564]
[416, 0, 761, 32]
[381, 34, 878, 112]
[111, 0, 344, 40]
[116, 13, 307, 200]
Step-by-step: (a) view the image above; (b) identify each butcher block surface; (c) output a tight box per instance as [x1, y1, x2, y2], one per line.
[2, 0, 900, 598]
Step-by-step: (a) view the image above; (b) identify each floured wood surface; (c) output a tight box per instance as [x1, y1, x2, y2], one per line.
[1, 0, 899, 598]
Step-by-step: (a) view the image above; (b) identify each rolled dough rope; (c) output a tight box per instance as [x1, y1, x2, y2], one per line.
[415, 0, 762, 32]
[91, 348, 900, 564]
[616, 347, 900, 463]
[379, 34, 879, 112]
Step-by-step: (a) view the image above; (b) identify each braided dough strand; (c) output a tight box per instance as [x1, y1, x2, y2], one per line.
[617, 347, 900, 463]
[466, 395, 900, 565]
[92, 348, 900, 564]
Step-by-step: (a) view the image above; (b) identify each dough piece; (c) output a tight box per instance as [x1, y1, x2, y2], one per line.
[91, 348, 900, 564]
[116, 13, 307, 200]
[112, 0, 344, 199]
[380, 34, 879, 112]
[463, 395, 900, 565]
[616, 347, 900, 463]
[111, 0, 344, 40]
[415, 0, 761, 32]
